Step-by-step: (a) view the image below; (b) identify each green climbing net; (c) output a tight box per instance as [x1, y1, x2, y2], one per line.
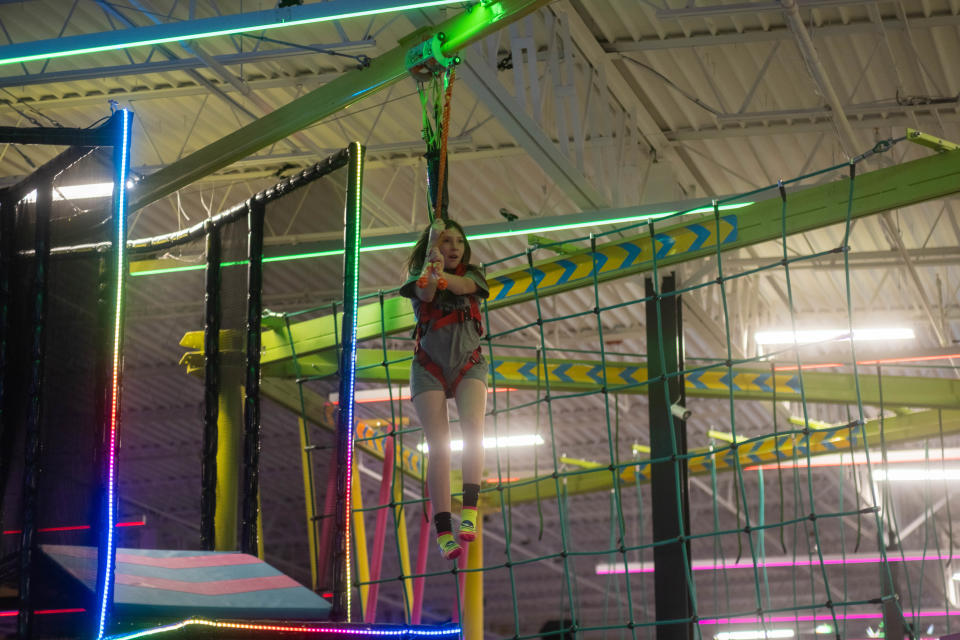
[277, 137, 959, 640]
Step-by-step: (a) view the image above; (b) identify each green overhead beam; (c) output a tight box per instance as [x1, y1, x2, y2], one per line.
[131, 0, 552, 210]
[491, 409, 960, 506]
[181, 149, 960, 368]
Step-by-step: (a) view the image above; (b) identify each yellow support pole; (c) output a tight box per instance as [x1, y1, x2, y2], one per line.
[351, 463, 370, 620]
[298, 418, 320, 590]
[215, 380, 242, 550]
[559, 456, 603, 469]
[256, 487, 264, 559]
[464, 521, 483, 640]
[906, 127, 960, 152]
[393, 480, 414, 621]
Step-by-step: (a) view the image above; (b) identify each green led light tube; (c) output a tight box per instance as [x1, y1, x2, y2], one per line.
[130, 202, 753, 276]
[0, 0, 463, 67]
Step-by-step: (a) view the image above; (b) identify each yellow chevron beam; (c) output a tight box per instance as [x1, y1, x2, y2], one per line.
[490, 409, 960, 506]
[197, 348, 960, 410]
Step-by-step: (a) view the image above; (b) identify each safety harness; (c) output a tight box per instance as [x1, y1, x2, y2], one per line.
[413, 263, 484, 398]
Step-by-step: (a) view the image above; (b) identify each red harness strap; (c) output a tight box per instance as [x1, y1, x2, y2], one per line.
[414, 266, 484, 398]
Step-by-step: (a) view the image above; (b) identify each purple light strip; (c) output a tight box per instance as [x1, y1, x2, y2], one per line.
[596, 553, 960, 574]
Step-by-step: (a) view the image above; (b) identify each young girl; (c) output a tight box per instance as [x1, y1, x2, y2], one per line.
[400, 218, 487, 560]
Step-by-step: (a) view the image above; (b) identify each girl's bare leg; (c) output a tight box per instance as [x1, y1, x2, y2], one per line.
[412, 389, 451, 514]
[455, 378, 487, 487]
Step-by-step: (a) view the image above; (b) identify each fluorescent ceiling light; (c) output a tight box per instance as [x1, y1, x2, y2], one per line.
[417, 434, 545, 453]
[872, 468, 960, 482]
[715, 630, 794, 640]
[814, 624, 833, 635]
[23, 182, 116, 202]
[755, 328, 915, 345]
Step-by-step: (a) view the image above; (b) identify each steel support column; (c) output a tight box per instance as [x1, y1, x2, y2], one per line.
[201, 228, 222, 550]
[18, 180, 52, 640]
[646, 274, 693, 640]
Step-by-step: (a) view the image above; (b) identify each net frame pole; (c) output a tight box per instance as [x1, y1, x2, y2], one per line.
[0, 194, 15, 534]
[332, 142, 364, 621]
[201, 227, 222, 550]
[646, 273, 693, 640]
[241, 199, 265, 556]
[18, 179, 53, 640]
[95, 109, 134, 639]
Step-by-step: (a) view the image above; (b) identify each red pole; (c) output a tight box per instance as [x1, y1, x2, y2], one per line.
[410, 497, 432, 624]
[363, 437, 395, 622]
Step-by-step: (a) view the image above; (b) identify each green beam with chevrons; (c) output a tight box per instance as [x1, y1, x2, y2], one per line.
[181, 348, 960, 409]
[180, 150, 960, 367]
[131, 0, 553, 210]
[489, 409, 960, 506]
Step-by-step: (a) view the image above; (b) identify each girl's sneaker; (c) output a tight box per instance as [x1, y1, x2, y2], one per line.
[437, 532, 462, 560]
[458, 507, 478, 543]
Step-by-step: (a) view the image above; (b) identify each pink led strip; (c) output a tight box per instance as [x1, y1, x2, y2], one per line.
[0, 608, 85, 618]
[3, 519, 145, 535]
[596, 552, 960, 574]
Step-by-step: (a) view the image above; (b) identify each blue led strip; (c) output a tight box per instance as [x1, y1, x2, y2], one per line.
[333, 142, 364, 620]
[97, 108, 133, 639]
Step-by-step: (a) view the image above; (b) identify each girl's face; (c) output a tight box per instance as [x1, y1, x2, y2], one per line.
[438, 228, 466, 270]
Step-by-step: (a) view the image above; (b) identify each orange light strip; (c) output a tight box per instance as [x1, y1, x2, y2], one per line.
[773, 353, 960, 371]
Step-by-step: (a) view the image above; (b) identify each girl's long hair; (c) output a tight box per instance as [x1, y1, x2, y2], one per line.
[405, 218, 472, 274]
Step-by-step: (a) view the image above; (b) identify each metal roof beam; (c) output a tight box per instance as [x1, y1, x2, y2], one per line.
[0, 43, 372, 88]
[605, 14, 960, 51]
[668, 112, 960, 140]
[658, 0, 878, 18]
[456, 54, 608, 210]
[556, 0, 707, 196]
[407, 9, 608, 210]
[781, 0, 956, 364]
[130, 0, 554, 211]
